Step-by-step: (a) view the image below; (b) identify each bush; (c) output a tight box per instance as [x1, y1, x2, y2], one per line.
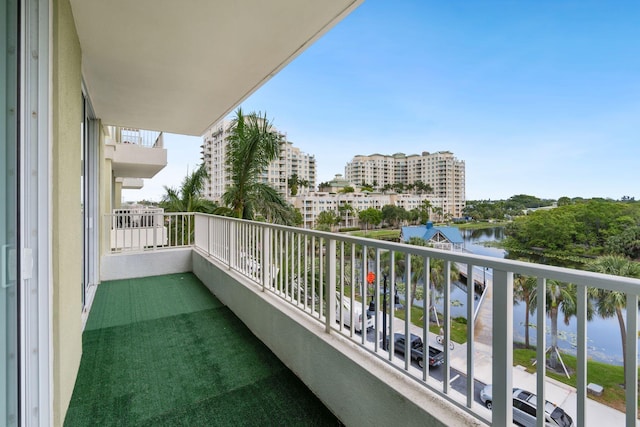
[454, 316, 467, 325]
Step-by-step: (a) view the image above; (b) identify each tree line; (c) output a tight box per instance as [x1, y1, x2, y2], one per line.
[504, 198, 640, 381]
[314, 200, 444, 232]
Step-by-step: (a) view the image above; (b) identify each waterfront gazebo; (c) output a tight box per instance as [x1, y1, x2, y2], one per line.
[400, 221, 464, 251]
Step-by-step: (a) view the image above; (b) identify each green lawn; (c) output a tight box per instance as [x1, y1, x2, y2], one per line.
[347, 229, 400, 239]
[455, 221, 509, 230]
[513, 346, 639, 414]
[393, 305, 468, 344]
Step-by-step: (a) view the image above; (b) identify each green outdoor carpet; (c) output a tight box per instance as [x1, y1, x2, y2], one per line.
[64, 273, 341, 426]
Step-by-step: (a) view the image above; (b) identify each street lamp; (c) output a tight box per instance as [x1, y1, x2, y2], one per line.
[382, 273, 388, 351]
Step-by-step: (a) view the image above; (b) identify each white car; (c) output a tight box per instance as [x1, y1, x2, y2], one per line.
[480, 385, 574, 427]
[337, 295, 374, 332]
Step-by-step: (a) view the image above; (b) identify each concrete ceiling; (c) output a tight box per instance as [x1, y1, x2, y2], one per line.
[70, 0, 363, 136]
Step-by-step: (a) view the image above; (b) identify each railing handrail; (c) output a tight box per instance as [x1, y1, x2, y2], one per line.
[191, 212, 640, 427]
[193, 213, 640, 295]
[115, 127, 162, 148]
[106, 211, 195, 253]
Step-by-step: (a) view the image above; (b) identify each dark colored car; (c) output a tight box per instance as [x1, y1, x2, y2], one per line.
[392, 333, 444, 368]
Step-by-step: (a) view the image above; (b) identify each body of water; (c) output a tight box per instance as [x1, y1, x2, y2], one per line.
[462, 226, 635, 366]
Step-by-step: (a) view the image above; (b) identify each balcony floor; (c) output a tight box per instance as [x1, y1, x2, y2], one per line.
[64, 273, 340, 426]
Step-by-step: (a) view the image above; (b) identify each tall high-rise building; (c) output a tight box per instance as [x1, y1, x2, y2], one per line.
[345, 151, 465, 218]
[201, 120, 316, 201]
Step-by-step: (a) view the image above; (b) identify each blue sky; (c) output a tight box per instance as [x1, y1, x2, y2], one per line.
[124, 0, 640, 203]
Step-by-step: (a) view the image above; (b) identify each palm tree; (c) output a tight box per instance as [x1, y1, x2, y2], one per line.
[513, 274, 536, 348]
[287, 173, 300, 196]
[588, 255, 640, 388]
[299, 178, 309, 193]
[391, 250, 425, 308]
[414, 180, 433, 195]
[406, 235, 459, 324]
[287, 174, 310, 196]
[427, 257, 460, 325]
[530, 280, 591, 372]
[432, 206, 444, 223]
[221, 108, 295, 225]
[160, 163, 217, 213]
[418, 199, 431, 224]
[160, 163, 217, 243]
[338, 203, 355, 228]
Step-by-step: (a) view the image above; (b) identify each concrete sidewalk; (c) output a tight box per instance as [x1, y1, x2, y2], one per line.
[390, 317, 634, 426]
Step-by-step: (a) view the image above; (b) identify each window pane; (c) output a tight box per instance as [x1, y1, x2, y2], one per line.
[1, 0, 19, 424]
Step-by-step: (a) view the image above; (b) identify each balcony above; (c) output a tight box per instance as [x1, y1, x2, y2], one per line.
[106, 131, 167, 179]
[117, 177, 144, 189]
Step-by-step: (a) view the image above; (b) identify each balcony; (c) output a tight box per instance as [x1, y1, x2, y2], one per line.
[65, 272, 338, 425]
[93, 213, 640, 426]
[105, 129, 168, 179]
[117, 177, 144, 190]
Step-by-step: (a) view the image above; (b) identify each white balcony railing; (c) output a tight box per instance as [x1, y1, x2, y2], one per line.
[118, 128, 163, 148]
[107, 211, 194, 252]
[192, 213, 640, 427]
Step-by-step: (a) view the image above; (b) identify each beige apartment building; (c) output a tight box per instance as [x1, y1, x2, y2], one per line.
[345, 151, 466, 218]
[201, 120, 316, 201]
[292, 191, 443, 229]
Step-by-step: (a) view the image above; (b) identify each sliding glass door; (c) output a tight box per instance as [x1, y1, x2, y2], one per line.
[81, 92, 99, 311]
[1, 0, 20, 424]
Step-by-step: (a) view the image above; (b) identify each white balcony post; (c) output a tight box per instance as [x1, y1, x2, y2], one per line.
[405, 254, 412, 372]
[625, 293, 638, 427]
[152, 214, 158, 249]
[466, 263, 475, 408]
[576, 285, 587, 427]
[492, 269, 513, 427]
[207, 216, 212, 257]
[262, 227, 270, 291]
[536, 277, 547, 427]
[443, 260, 451, 394]
[325, 238, 336, 333]
[229, 220, 236, 269]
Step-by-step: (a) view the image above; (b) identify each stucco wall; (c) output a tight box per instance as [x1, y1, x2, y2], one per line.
[192, 250, 482, 427]
[114, 180, 122, 208]
[101, 249, 192, 281]
[52, 0, 83, 424]
[100, 127, 111, 257]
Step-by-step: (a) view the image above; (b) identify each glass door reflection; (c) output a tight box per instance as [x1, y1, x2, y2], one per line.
[1, 0, 20, 424]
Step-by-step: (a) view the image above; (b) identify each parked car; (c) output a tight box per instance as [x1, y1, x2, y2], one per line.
[480, 385, 574, 427]
[337, 295, 374, 333]
[391, 333, 444, 368]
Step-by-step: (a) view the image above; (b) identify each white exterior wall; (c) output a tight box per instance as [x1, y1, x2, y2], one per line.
[345, 151, 466, 218]
[291, 192, 436, 229]
[201, 122, 315, 201]
[201, 121, 231, 201]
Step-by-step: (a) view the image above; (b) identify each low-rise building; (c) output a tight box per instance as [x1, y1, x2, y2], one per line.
[290, 191, 444, 229]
